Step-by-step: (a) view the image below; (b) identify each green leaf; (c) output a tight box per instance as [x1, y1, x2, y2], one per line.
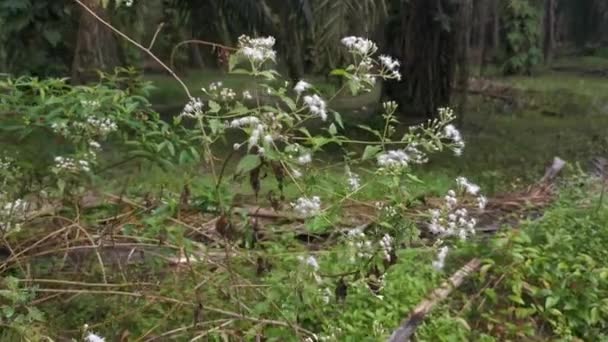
[333, 111, 344, 129]
[228, 55, 239, 72]
[357, 124, 382, 139]
[282, 96, 297, 111]
[328, 123, 337, 136]
[235, 155, 262, 175]
[545, 296, 559, 310]
[362, 145, 382, 161]
[509, 294, 525, 305]
[208, 100, 221, 113]
[330, 69, 348, 77]
[405, 174, 424, 184]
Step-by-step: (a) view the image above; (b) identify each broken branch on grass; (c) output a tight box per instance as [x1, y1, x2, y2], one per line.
[387, 258, 482, 342]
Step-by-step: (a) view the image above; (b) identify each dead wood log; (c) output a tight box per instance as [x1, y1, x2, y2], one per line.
[387, 258, 482, 342]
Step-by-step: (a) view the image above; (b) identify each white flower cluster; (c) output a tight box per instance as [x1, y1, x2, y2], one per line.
[297, 153, 312, 165]
[432, 246, 449, 271]
[207, 82, 222, 92]
[180, 97, 204, 118]
[237, 35, 276, 63]
[54, 156, 91, 173]
[379, 234, 394, 262]
[377, 146, 428, 170]
[379, 55, 402, 81]
[303, 95, 328, 121]
[292, 196, 321, 217]
[346, 227, 374, 261]
[377, 150, 408, 169]
[242, 90, 253, 100]
[443, 124, 465, 156]
[294, 80, 311, 95]
[0, 197, 28, 234]
[436, 108, 464, 156]
[85, 332, 105, 342]
[429, 205, 476, 241]
[341, 36, 378, 55]
[81, 100, 100, 108]
[456, 176, 487, 210]
[346, 169, 361, 191]
[456, 176, 480, 195]
[220, 87, 236, 101]
[86, 117, 118, 136]
[0, 157, 13, 171]
[376, 202, 398, 218]
[89, 141, 101, 151]
[51, 121, 68, 136]
[428, 177, 486, 241]
[229, 116, 260, 128]
[299, 255, 320, 271]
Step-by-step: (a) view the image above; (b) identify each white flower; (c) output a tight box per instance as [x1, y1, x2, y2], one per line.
[220, 87, 236, 100]
[379, 55, 400, 71]
[229, 116, 261, 128]
[379, 55, 402, 80]
[85, 332, 105, 342]
[443, 123, 466, 156]
[81, 100, 100, 108]
[477, 195, 487, 210]
[248, 125, 264, 148]
[379, 234, 393, 261]
[346, 170, 361, 191]
[341, 36, 378, 55]
[404, 145, 428, 164]
[263, 134, 274, 144]
[54, 156, 90, 173]
[303, 255, 319, 270]
[377, 150, 409, 169]
[294, 80, 311, 95]
[291, 168, 303, 179]
[242, 90, 253, 100]
[292, 196, 321, 217]
[180, 97, 204, 118]
[432, 246, 449, 271]
[297, 153, 312, 165]
[303, 95, 328, 121]
[86, 117, 117, 136]
[89, 141, 101, 150]
[456, 177, 480, 195]
[233, 143, 241, 151]
[237, 35, 276, 63]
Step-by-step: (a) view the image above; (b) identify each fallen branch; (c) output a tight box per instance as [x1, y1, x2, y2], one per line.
[387, 258, 482, 342]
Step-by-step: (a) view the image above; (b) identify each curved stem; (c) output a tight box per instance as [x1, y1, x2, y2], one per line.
[170, 39, 237, 71]
[73, 0, 192, 99]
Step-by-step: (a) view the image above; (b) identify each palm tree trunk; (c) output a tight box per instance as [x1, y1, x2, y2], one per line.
[71, 0, 120, 84]
[543, 0, 556, 64]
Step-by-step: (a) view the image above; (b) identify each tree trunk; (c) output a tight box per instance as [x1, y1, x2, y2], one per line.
[456, 0, 473, 125]
[543, 0, 556, 64]
[71, 0, 120, 84]
[477, 0, 489, 75]
[492, 0, 500, 51]
[384, 0, 460, 118]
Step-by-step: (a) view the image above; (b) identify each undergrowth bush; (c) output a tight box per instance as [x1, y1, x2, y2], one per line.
[462, 179, 608, 340]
